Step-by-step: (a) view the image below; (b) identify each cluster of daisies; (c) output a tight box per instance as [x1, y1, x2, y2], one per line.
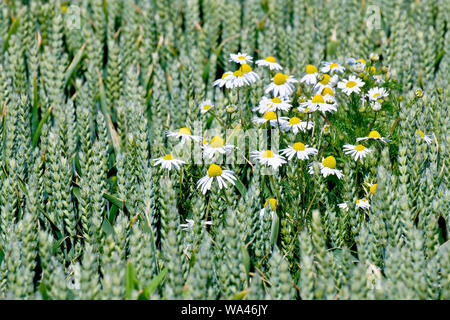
[152, 52, 435, 223]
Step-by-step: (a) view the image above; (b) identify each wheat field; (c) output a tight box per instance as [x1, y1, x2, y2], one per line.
[0, 0, 448, 300]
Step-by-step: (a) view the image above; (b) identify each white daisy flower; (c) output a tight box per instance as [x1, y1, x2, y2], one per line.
[338, 202, 349, 211]
[250, 150, 286, 169]
[320, 87, 338, 109]
[240, 64, 260, 84]
[369, 53, 379, 61]
[202, 136, 234, 159]
[366, 87, 388, 102]
[300, 94, 337, 113]
[253, 96, 291, 114]
[322, 124, 331, 136]
[342, 144, 373, 161]
[308, 156, 344, 179]
[180, 219, 213, 231]
[337, 75, 365, 96]
[265, 72, 298, 97]
[356, 130, 390, 143]
[200, 100, 214, 114]
[153, 154, 185, 171]
[283, 116, 314, 134]
[300, 64, 319, 85]
[320, 61, 345, 74]
[312, 74, 339, 94]
[353, 58, 366, 72]
[373, 74, 385, 84]
[229, 52, 253, 65]
[197, 164, 237, 194]
[280, 142, 318, 161]
[346, 58, 357, 65]
[166, 127, 202, 144]
[259, 198, 278, 219]
[370, 101, 382, 111]
[255, 56, 282, 70]
[252, 111, 289, 128]
[355, 198, 370, 210]
[213, 72, 233, 88]
[228, 69, 251, 88]
[415, 130, 433, 145]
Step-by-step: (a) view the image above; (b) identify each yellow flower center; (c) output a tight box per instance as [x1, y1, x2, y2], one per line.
[262, 150, 274, 158]
[319, 74, 331, 85]
[312, 94, 325, 104]
[293, 142, 305, 151]
[163, 154, 174, 160]
[222, 73, 230, 80]
[238, 56, 246, 60]
[271, 97, 282, 103]
[355, 144, 366, 151]
[233, 70, 244, 77]
[289, 117, 301, 125]
[207, 164, 223, 177]
[346, 81, 357, 88]
[322, 156, 336, 169]
[265, 56, 276, 63]
[416, 130, 425, 138]
[368, 130, 381, 139]
[273, 73, 288, 85]
[369, 66, 376, 73]
[203, 104, 211, 110]
[209, 136, 225, 148]
[356, 198, 367, 204]
[264, 111, 277, 120]
[357, 58, 366, 64]
[240, 64, 252, 73]
[329, 63, 339, 69]
[321, 87, 334, 96]
[179, 127, 192, 135]
[373, 93, 381, 99]
[370, 184, 377, 195]
[264, 198, 278, 211]
[203, 139, 208, 145]
[306, 64, 318, 74]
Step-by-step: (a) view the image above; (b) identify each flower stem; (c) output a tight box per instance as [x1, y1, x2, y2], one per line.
[237, 88, 246, 129]
[269, 174, 282, 202]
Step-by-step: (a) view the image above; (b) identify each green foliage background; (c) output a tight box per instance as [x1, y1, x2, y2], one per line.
[0, 0, 448, 299]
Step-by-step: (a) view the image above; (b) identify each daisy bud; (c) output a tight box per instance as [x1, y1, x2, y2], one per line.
[316, 74, 324, 82]
[299, 96, 307, 103]
[398, 96, 403, 102]
[437, 87, 443, 94]
[414, 89, 424, 98]
[323, 124, 331, 135]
